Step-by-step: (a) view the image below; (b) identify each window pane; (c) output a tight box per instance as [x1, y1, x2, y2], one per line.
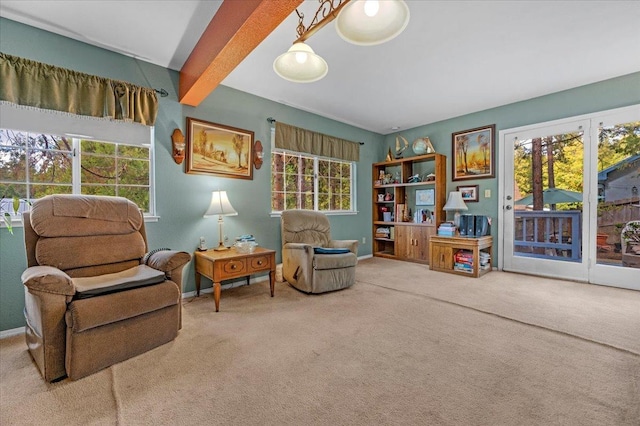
[118, 145, 148, 159]
[0, 147, 26, 181]
[285, 174, 298, 192]
[318, 160, 329, 176]
[82, 154, 116, 184]
[0, 183, 27, 199]
[119, 158, 149, 185]
[301, 194, 313, 210]
[285, 193, 298, 210]
[82, 140, 116, 155]
[28, 150, 73, 184]
[119, 186, 150, 212]
[272, 153, 284, 173]
[30, 184, 72, 198]
[318, 193, 329, 210]
[330, 162, 341, 177]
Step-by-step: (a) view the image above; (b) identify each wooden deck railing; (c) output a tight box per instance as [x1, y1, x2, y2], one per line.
[514, 210, 582, 261]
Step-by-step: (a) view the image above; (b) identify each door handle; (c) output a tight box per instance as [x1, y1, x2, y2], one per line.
[505, 205, 512, 210]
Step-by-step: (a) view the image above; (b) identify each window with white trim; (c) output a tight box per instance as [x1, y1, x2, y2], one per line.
[271, 149, 355, 213]
[1, 129, 153, 214]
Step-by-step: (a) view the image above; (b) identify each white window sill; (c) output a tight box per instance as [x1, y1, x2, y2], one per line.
[1, 214, 161, 229]
[269, 211, 359, 218]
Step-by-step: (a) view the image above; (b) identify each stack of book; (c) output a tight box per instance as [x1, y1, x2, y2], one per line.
[453, 250, 474, 273]
[375, 227, 391, 239]
[437, 222, 456, 236]
[480, 251, 491, 270]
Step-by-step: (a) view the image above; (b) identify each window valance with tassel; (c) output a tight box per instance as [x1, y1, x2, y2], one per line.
[0, 52, 158, 126]
[275, 121, 360, 162]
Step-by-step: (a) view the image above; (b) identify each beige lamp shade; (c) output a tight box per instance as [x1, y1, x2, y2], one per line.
[204, 190, 238, 217]
[336, 0, 410, 46]
[443, 191, 468, 212]
[273, 42, 328, 83]
[443, 191, 468, 228]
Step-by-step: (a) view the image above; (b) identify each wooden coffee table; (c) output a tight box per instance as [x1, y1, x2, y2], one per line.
[194, 247, 276, 312]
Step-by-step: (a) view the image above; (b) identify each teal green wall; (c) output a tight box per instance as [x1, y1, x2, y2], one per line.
[1, 17, 639, 331]
[382, 72, 640, 242]
[0, 18, 382, 331]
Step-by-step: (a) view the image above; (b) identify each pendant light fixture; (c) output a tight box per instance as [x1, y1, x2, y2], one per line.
[336, 0, 410, 46]
[273, 0, 410, 83]
[273, 42, 328, 83]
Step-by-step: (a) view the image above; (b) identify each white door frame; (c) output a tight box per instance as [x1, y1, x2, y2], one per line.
[498, 104, 640, 288]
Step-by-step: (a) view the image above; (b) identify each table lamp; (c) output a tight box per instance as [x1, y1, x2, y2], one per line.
[204, 190, 237, 251]
[443, 191, 468, 228]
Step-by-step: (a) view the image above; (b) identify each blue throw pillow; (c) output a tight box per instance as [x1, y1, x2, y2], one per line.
[314, 247, 350, 254]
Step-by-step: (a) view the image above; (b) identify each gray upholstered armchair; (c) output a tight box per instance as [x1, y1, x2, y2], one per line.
[281, 209, 358, 293]
[22, 194, 190, 381]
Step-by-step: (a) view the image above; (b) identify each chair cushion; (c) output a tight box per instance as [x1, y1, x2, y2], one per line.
[314, 247, 350, 254]
[313, 252, 357, 270]
[30, 194, 143, 238]
[72, 265, 166, 299]
[66, 281, 179, 333]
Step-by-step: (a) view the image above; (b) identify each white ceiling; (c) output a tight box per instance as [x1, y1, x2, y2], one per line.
[2, 1, 640, 135]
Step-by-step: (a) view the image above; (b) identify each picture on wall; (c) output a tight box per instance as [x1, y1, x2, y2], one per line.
[185, 117, 254, 180]
[457, 185, 479, 202]
[416, 188, 435, 206]
[452, 124, 495, 181]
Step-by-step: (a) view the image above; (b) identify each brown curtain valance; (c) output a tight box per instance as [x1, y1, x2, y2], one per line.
[275, 121, 360, 162]
[0, 52, 158, 126]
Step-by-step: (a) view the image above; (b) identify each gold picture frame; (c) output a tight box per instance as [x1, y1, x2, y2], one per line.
[185, 117, 254, 180]
[452, 124, 495, 181]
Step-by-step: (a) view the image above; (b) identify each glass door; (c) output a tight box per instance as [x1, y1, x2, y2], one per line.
[588, 110, 640, 290]
[500, 105, 640, 289]
[503, 120, 590, 281]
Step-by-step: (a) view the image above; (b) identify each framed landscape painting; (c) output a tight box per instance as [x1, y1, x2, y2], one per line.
[185, 117, 254, 180]
[452, 124, 495, 181]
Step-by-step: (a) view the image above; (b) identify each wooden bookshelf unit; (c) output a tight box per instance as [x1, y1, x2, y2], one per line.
[372, 153, 446, 264]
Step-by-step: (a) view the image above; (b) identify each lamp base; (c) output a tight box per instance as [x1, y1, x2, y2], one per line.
[214, 242, 229, 251]
[453, 212, 461, 228]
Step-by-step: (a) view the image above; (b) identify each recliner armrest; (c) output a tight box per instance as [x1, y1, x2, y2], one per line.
[145, 250, 191, 278]
[283, 242, 314, 253]
[22, 266, 75, 296]
[328, 240, 359, 255]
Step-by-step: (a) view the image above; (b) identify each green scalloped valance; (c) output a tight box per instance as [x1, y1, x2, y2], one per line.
[275, 121, 359, 162]
[0, 52, 158, 126]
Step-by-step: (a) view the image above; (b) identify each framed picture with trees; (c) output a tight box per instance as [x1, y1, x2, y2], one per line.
[185, 117, 254, 180]
[452, 124, 495, 181]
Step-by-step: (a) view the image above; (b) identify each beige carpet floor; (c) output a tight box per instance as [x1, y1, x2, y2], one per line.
[1, 257, 639, 425]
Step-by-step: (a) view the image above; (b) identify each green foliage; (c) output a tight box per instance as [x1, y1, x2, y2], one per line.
[513, 121, 639, 209]
[270, 152, 352, 212]
[0, 130, 150, 213]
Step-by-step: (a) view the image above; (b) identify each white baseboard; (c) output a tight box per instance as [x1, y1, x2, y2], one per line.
[0, 327, 24, 339]
[181, 274, 270, 299]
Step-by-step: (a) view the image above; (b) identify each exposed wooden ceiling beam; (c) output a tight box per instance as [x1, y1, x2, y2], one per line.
[179, 0, 303, 106]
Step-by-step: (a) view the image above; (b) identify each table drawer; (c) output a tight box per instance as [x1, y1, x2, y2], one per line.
[221, 259, 247, 276]
[249, 255, 271, 272]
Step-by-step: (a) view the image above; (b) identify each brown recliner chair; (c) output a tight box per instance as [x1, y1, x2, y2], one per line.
[22, 194, 190, 381]
[281, 209, 358, 293]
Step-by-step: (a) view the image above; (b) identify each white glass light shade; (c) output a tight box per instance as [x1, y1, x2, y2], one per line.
[336, 0, 410, 46]
[273, 42, 328, 83]
[443, 192, 468, 212]
[204, 191, 238, 217]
